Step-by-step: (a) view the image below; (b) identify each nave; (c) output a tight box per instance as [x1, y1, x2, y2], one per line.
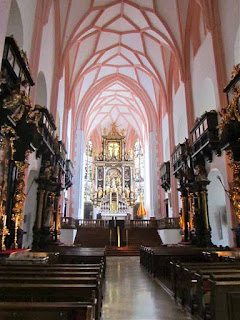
[102, 257, 194, 320]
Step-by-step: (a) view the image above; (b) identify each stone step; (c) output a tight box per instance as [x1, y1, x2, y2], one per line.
[106, 246, 140, 256]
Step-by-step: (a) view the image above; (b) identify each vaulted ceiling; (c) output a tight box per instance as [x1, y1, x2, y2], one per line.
[55, 0, 203, 146]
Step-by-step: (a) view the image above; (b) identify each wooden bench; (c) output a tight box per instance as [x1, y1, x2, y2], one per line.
[0, 283, 101, 320]
[0, 301, 96, 320]
[169, 260, 240, 319]
[0, 270, 100, 276]
[171, 262, 240, 302]
[196, 277, 240, 320]
[172, 261, 240, 302]
[0, 249, 106, 320]
[42, 247, 106, 266]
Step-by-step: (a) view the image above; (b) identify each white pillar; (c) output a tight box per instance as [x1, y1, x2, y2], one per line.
[144, 130, 159, 218]
[73, 129, 85, 219]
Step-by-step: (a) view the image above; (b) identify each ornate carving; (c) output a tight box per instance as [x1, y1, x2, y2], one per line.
[231, 63, 240, 80]
[220, 65, 240, 227]
[228, 161, 240, 221]
[219, 86, 240, 131]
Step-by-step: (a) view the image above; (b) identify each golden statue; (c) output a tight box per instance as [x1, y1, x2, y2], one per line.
[109, 122, 120, 136]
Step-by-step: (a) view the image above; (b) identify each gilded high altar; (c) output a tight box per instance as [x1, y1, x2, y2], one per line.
[92, 123, 135, 217]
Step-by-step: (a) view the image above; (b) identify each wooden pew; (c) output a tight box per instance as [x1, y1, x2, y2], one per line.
[172, 261, 240, 309]
[0, 301, 96, 320]
[43, 247, 106, 266]
[0, 248, 106, 319]
[0, 270, 100, 277]
[170, 261, 240, 319]
[0, 283, 102, 320]
[172, 261, 240, 303]
[183, 268, 240, 314]
[195, 276, 240, 320]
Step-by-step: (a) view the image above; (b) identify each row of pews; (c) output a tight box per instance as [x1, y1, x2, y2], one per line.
[0, 247, 106, 320]
[140, 245, 240, 320]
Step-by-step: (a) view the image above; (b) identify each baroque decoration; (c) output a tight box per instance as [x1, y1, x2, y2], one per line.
[219, 64, 240, 222]
[0, 36, 73, 250]
[90, 123, 137, 219]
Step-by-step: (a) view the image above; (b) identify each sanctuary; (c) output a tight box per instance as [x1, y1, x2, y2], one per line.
[92, 123, 136, 219]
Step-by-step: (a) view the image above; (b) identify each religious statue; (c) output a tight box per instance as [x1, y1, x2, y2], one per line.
[117, 185, 122, 196]
[97, 186, 103, 199]
[107, 142, 120, 160]
[106, 184, 110, 196]
[125, 186, 130, 198]
[120, 128, 126, 136]
[116, 175, 121, 186]
[111, 178, 117, 192]
[109, 122, 120, 136]
[97, 152, 103, 161]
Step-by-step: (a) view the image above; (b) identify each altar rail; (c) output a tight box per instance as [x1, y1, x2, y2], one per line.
[125, 220, 157, 228]
[61, 217, 179, 229]
[76, 219, 110, 228]
[156, 217, 180, 229]
[61, 217, 76, 229]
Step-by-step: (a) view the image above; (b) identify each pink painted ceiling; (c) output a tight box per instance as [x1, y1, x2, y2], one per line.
[56, 0, 203, 145]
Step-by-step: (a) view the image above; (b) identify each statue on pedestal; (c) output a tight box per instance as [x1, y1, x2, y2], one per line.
[97, 186, 103, 199]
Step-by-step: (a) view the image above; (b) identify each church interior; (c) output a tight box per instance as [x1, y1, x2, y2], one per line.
[0, 0, 240, 319]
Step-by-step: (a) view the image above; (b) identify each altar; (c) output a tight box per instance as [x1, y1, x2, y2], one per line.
[92, 123, 136, 219]
[101, 213, 130, 220]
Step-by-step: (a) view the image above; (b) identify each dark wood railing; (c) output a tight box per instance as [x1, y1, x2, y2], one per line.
[76, 219, 110, 228]
[61, 217, 180, 230]
[61, 217, 76, 229]
[125, 219, 157, 228]
[157, 217, 180, 229]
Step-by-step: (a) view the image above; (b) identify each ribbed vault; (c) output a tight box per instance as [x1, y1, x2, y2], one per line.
[59, 0, 184, 146]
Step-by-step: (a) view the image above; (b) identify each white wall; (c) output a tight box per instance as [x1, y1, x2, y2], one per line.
[219, 0, 240, 80]
[207, 168, 232, 247]
[38, 3, 55, 110]
[205, 154, 233, 247]
[56, 74, 65, 140]
[162, 114, 170, 161]
[35, 71, 48, 107]
[16, 0, 36, 58]
[235, 25, 240, 65]
[173, 83, 188, 145]
[72, 129, 85, 219]
[196, 77, 216, 117]
[191, 33, 219, 118]
[6, 0, 24, 48]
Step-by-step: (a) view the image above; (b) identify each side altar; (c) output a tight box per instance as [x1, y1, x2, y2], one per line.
[92, 124, 136, 219]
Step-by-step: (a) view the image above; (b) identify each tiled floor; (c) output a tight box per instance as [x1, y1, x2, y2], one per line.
[101, 257, 195, 320]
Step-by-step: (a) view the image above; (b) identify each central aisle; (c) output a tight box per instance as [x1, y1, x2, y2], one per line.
[101, 257, 195, 320]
